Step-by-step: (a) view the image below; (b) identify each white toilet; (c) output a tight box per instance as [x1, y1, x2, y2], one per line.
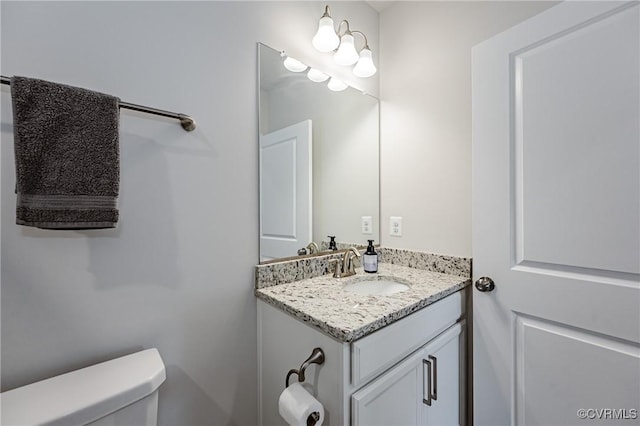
[0, 348, 166, 426]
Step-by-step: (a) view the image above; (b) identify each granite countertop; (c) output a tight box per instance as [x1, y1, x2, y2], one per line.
[255, 263, 471, 343]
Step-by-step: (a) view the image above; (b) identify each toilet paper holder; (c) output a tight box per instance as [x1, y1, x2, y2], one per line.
[285, 347, 325, 388]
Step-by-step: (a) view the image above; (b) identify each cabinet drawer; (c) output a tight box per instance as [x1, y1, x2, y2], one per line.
[351, 291, 462, 387]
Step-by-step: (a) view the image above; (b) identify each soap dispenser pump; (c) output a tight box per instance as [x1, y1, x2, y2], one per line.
[363, 240, 378, 273]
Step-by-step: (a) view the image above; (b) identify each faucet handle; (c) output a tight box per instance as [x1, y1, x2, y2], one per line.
[328, 259, 342, 278]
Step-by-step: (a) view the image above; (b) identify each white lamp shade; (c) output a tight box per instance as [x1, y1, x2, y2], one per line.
[334, 33, 359, 66]
[353, 48, 377, 78]
[307, 68, 329, 83]
[283, 57, 308, 73]
[312, 16, 340, 53]
[327, 77, 348, 91]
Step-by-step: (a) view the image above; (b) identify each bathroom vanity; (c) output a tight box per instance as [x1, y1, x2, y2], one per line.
[256, 256, 471, 426]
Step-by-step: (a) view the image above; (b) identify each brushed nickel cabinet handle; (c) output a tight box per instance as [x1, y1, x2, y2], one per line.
[423, 358, 432, 406]
[429, 355, 438, 400]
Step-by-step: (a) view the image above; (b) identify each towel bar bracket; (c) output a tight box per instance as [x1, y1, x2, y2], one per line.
[179, 115, 196, 132]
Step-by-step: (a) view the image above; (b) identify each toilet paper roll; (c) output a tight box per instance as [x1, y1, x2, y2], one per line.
[278, 382, 324, 426]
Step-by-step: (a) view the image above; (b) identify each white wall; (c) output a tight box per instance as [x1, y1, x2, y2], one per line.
[379, 1, 556, 257]
[0, 2, 378, 425]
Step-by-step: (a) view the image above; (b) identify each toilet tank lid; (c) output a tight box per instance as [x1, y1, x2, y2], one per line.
[0, 348, 166, 426]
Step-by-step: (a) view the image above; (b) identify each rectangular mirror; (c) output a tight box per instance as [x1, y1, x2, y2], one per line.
[258, 43, 380, 263]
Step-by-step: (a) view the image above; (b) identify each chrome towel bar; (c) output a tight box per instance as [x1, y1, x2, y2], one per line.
[1, 75, 196, 132]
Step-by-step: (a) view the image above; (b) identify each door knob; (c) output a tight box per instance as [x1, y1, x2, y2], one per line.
[475, 277, 495, 292]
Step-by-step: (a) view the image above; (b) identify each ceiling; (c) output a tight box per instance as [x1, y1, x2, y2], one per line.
[365, 1, 397, 12]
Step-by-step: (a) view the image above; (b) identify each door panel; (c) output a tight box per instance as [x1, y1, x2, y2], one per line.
[515, 314, 640, 426]
[472, 2, 640, 425]
[351, 349, 424, 426]
[259, 120, 312, 261]
[514, 3, 639, 274]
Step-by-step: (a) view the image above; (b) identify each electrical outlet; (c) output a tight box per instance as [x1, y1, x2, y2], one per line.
[361, 216, 373, 234]
[390, 216, 402, 237]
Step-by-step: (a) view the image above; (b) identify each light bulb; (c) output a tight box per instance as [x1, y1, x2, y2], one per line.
[327, 77, 348, 92]
[334, 33, 359, 66]
[312, 16, 340, 53]
[353, 47, 377, 78]
[283, 57, 308, 73]
[307, 68, 329, 83]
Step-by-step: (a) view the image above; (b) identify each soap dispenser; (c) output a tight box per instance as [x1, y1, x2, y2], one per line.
[363, 240, 378, 273]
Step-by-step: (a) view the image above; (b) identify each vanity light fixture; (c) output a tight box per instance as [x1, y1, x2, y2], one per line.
[352, 45, 377, 78]
[334, 30, 359, 66]
[312, 6, 340, 52]
[311, 5, 377, 78]
[281, 51, 348, 91]
[327, 77, 348, 92]
[307, 68, 329, 82]
[282, 55, 308, 73]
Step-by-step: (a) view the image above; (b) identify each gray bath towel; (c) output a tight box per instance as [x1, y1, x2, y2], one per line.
[11, 76, 120, 229]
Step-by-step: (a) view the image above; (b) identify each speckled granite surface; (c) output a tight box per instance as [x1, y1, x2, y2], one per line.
[378, 248, 471, 278]
[256, 248, 471, 289]
[256, 263, 470, 342]
[255, 252, 346, 289]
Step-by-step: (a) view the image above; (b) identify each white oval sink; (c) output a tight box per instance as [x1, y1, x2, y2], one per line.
[343, 277, 410, 296]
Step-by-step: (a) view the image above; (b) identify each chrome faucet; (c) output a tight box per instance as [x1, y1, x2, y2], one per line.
[328, 247, 361, 278]
[341, 247, 361, 278]
[306, 241, 319, 254]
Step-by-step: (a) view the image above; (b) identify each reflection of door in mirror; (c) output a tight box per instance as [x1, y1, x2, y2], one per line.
[259, 42, 380, 263]
[259, 120, 312, 262]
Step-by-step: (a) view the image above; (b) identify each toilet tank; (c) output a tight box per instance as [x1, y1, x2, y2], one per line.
[0, 348, 166, 426]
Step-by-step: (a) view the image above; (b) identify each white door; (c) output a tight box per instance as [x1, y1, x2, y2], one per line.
[472, 2, 639, 426]
[260, 120, 312, 261]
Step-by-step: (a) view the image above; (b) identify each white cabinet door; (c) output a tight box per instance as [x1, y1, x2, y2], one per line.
[352, 323, 462, 426]
[422, 323, 462, 426]
[472, 2, 639, 425]
[351, 349, 425, 426]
